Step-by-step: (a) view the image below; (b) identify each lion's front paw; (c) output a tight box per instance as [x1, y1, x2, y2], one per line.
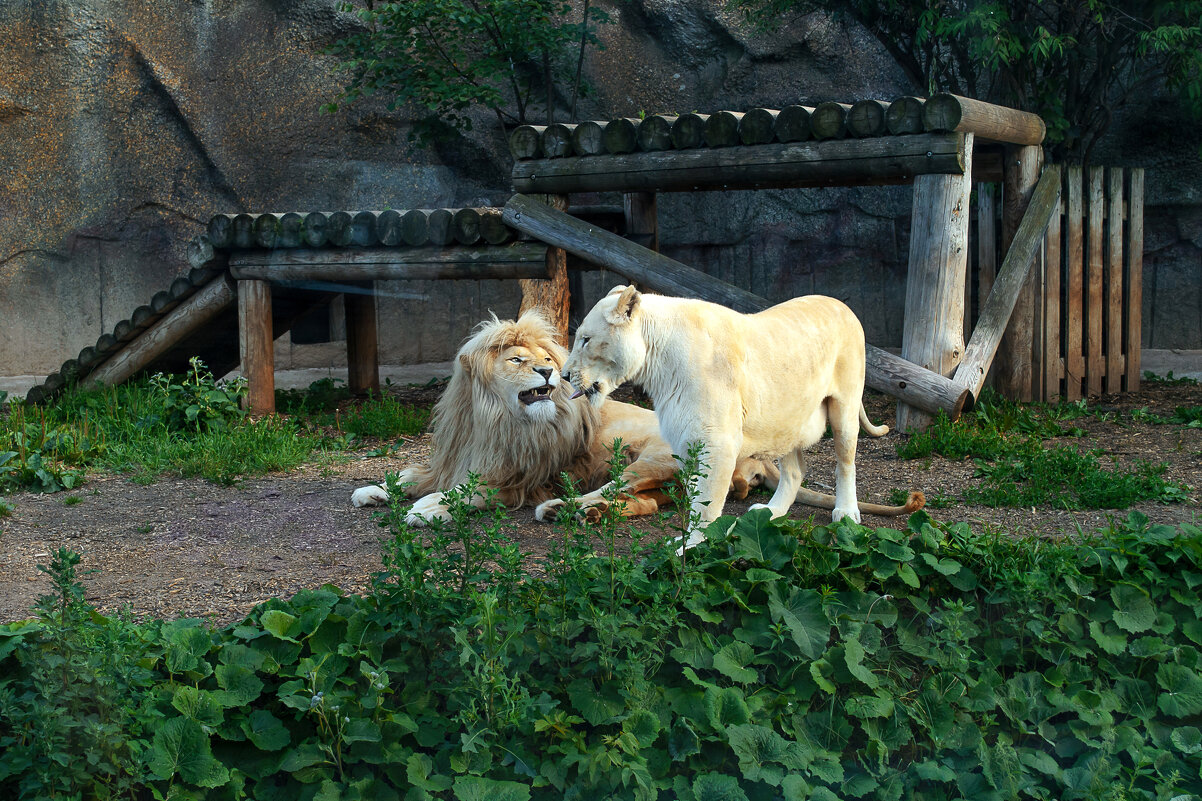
[405, 493, 451, 527]
[351, 485, 390, 507]
[534, 498, 564, 522]
[832, 506, 861, 525]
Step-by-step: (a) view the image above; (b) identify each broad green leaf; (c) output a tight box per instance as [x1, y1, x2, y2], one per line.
[920, 552, 963, 576]
[781, 774, 813, 801]
[1089, 620, 1127, 655]
[452, 775, 531, 801]
[692, 772, 749, 801]
[260, 609, 299, 641]
[1158, 663, 1202, 717]
[215, 663, 264, 706]
[668, 718, 700, 761]
[874, 540, 914, 561]
[623, 708, 661, 748]
[568, 679, 624, 725]
[407, 753, 453, 792]
[744, 568, 783, 583]
[913, 760, 956, 782]
[149, 717, 229, 788]
[1111, 584, 1155, 633]
[1170, 725, 1202, 754]
[713, 641, 758, 684]
[164, 623, 213, 675]
[844, 638, 879, 689]
[343, 718, 382, 744]
[769, 587, 829, 659]
[1018, 749, 1061, 776]
[242, 709, 290, 751]
[729, 508, 796, 569]
[705, 686, 751, 730]
[673, 628, 716, 670]
[171, 686, 223, 727]
[896, 562, 920, 588]
[846, 694, 894, 719]
[810, 659, 837, 694]
[727, 723, 808, 785]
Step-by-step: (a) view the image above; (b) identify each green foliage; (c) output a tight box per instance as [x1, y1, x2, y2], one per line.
[147, 357, 247, 433]
[5, 489, 1202, 798]
[339, 394, 430, 440]
[737, 0, 1202, 162]
[897, 391, 1189, 509]
[326, 0, 611, 144]
[1143, 370, 1200, 387]
[275, 377, 352, 416]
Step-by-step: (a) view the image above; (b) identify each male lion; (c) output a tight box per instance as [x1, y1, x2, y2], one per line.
[563, 285, 913, 549]
[350, 310, 778, 525]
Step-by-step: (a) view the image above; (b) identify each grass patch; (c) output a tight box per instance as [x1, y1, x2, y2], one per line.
[897, 390, 1189, 509]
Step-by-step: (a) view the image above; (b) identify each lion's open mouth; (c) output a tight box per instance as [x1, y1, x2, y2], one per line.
[518, 385, 554, 405]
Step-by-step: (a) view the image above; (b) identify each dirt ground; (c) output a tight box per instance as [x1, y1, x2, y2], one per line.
[1, 382, 1199, 627]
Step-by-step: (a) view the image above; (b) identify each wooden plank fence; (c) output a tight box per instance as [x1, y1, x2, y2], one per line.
[970, 166, 1144, 401]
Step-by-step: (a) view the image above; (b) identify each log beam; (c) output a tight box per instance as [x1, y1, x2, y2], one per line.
[897, 133, 974, 432]
[89, 275, 237, 388]
[923, 93, 1046, 146]
[502, 193, 970, 418]
[227, 245, 551, 282]
[511, 133, 968, 194]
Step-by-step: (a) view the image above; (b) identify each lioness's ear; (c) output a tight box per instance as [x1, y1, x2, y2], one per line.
[608, 285, 641, 323]
[605, 284, 628, 298]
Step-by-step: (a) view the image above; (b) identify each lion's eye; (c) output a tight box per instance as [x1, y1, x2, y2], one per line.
[508, 357, 524, 364]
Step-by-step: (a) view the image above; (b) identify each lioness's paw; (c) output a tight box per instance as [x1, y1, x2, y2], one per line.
[406, 493, 452, 527]
[832, 506, 861, 525]
[534, 498, 564, 522]
[351, 485, 390, 507]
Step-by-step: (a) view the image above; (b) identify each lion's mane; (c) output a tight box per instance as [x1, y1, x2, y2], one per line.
[403, 311, 607, 507]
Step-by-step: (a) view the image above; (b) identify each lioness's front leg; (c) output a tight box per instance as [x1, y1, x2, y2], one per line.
[677, 436, 740, 551]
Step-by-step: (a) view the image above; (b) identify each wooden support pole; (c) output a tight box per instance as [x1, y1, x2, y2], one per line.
[519, 195, 571, 346]
[89, 275, 237, 387]
[238, 279, 275, 415]
[1042, 182, 1063, 401]
[954, 168, 1062, 400]
[623, 192, 658, 252]
[993, 144, 1045, 400]
[897, 133, 974, 432]
[1124, 169, 1144, 392]
[503, 193, 971, 419]
[1105, 168, 1125, 394]
[1086, 167, 1105, 395]
[345, 282, 380, 397]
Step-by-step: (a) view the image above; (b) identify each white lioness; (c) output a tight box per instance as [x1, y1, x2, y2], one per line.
[563, 285, 898, 548]
[350, 310, 780, 525]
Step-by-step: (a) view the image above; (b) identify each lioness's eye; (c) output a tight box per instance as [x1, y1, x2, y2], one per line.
[580, 337, 590, 346]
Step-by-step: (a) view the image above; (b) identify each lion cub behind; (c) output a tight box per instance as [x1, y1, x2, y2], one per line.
[563, 285, 893, 549]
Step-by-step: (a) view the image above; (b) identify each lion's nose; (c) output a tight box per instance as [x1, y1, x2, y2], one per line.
[534, 366, 553, 381]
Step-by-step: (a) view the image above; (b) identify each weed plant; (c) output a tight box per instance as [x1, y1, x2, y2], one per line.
[898, 390, 1189, 509]
[4, 449, 1202, 799]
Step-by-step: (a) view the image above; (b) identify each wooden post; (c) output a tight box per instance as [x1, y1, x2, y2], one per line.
[993, 144, 1044, 400]
[345, 282, 380, 397]
[623, 192, 658, 252]
[519, 194, 571, 345]
[1086, 167, 1105, 395]
[1064, 166, 1085, 400]
[238, 279, 275, 415]
[1042, 182, 1063, 401]
[1106, 168, 1125, 393]
[897, 133, 974, 432]
[1125, 169, 1144, 391]
[975, 184, 998, 355]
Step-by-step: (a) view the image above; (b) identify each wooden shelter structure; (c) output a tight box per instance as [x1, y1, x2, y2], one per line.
[24, 93, 1140, 431]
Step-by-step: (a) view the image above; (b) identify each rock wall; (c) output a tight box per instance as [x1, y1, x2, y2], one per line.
[0, 0, 1198, 380]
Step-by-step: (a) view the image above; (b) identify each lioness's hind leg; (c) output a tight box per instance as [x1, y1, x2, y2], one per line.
[827, 397, 862, 524]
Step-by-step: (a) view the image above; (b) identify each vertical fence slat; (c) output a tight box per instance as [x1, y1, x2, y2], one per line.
[977, 182, 997, 313]
[1106, 168, 1125, 393]
[1086, 167, 1105, 396]
[1065, 166, 1085, 400]
[1125, 169, 1144, 391]
[1042, 185, 1062, 401]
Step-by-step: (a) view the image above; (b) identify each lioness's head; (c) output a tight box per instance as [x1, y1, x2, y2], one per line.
[563, 285, 647, 407]
[457, 310, 570, 424]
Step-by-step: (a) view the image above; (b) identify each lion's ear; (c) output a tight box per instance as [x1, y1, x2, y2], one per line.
[608, 285, 640, 323]
[458, 353, 473, 375]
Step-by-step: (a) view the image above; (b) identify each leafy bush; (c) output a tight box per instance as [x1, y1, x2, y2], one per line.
[3, 497, 1202, 798]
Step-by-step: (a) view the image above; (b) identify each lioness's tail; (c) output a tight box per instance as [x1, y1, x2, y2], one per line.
[859, 404, 889, 437]
[796, 487, 925, 517]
